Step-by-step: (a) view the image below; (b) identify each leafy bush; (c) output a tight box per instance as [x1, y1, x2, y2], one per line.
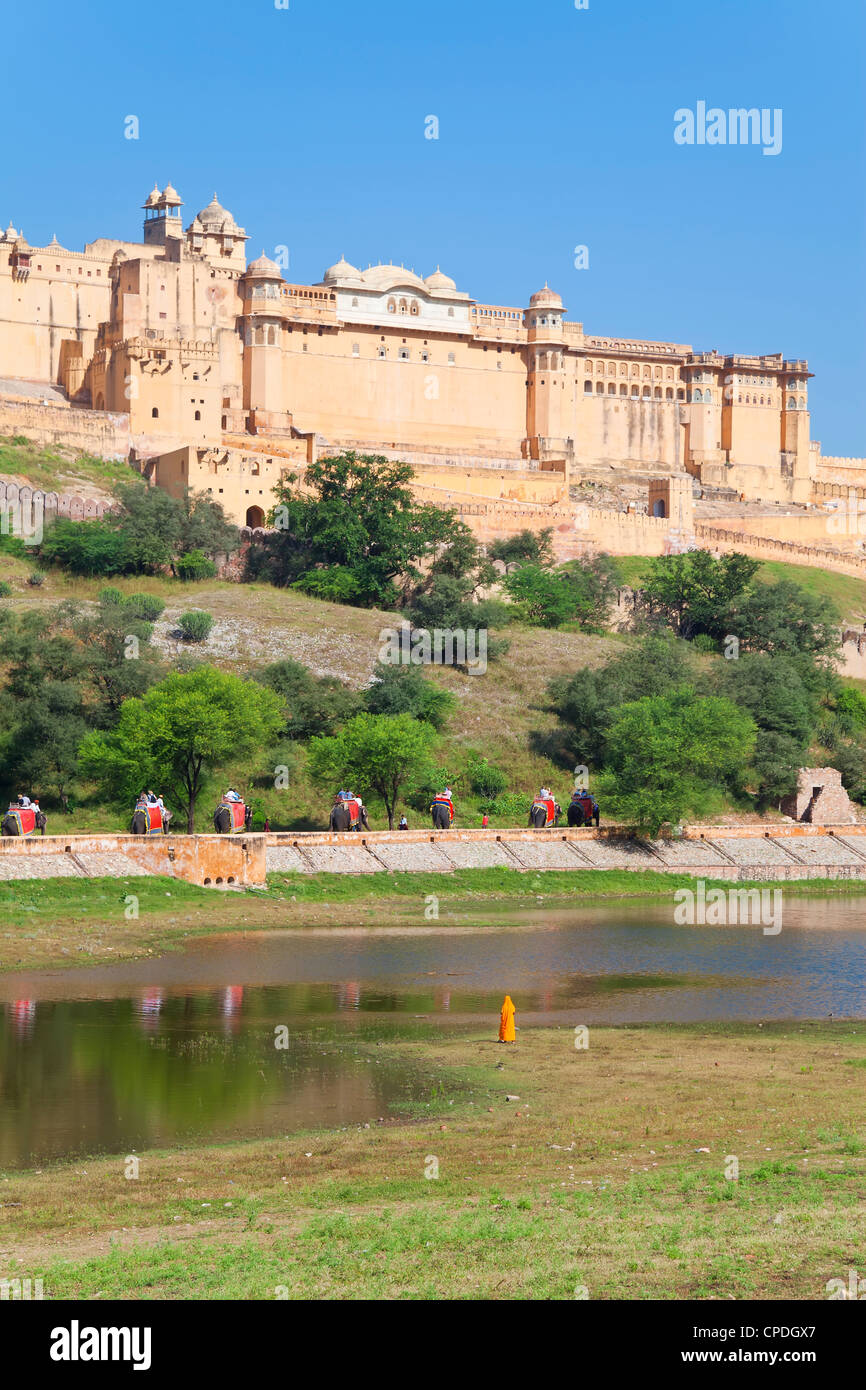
[291, 566, 358, 604]
[0, 581, 11, 597]
[178, 610, 214, 643]
[466, 752, 508, 799]
[124, 594, 165, 622]
[691, 634, 718, 654]
[256, 658, 358, 740]
[362, 662, 455, 729]
[28, 570, 46, 587]
[478, 790, 531, 821]
[98, 587, 125, 606]
[175, 549, 217, 582]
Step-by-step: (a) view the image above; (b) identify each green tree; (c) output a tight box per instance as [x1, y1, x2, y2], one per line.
[6, 679, 88, 809]
[251, 452, 458, 606]
[78, 666, 285, 832]
[600, 689, 757, 834]
[549, 634, 696, 767]
[257, 658, 359, 740]
[465, 751, 508, 799]
[504, 556, 617, 629]
[362, 662, 454, 729]
[639, 550, 759, 639]
[724, 580, 840, 661]
[178, 610, 214, 643]
[488, 528, 555, 572]
[308, 712, 438, 828]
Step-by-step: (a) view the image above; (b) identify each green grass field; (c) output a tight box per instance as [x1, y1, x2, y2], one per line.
[2, 1022, 863, 1299]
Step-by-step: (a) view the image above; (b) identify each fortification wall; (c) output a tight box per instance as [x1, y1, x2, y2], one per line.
[0, 396, 129, 459]
[0, 833, 266, 888]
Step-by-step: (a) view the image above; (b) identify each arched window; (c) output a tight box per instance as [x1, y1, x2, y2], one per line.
[194, 410, 201, 421]
[677, 389, 685, 401]
[654, 366, 662, 379]
[585, 361, 594, 373]
[631, 385, 639, 397]
[245, 505, 265, 528]
[584, 379, 593, 393]
[596, 380, 604, 394]
[267, 325, 276, 345]
[151, 407, 159, 418]
[352, 342, 360, 357]
[608, 362, 616, 376]
[410, 300, 419, 315]
[665, 387, 673, 400]
[351, 297, 359, 307]
[654, 387, 662, 399]
[620, 363, 628, 376]
[447, 307, 454, 317]
[642, 385, 651, 399]
[693, 388, 703, 402]
[399, 298, 408, 313]
[608, 382, 616, 394]
[652, 498, 666, 517]
[799, 396, 806, 409]
[387, 299, 396, 313]
[788, 396, 796, 409]
[620, 383, 627, 396]
[643, 366, 651, 379]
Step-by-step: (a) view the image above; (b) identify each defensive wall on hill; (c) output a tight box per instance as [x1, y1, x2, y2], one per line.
[3, 825, 866, 887]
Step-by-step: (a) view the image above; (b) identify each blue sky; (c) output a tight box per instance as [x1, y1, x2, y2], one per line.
[5, 0, 864, 452]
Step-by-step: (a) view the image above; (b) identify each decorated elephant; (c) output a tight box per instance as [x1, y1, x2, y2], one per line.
[330, 801, 353, 831]
[431, 793, 454, 830]
[131, 804, 163, 835]
[329, 794, 369, 831]
[2, 805, 46, 836]
[529, 797, 561, 829]
[567, 791, 600, 828]
[214, 801, 244, 834]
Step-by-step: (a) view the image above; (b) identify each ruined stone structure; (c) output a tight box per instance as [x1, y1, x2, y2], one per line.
[2, 184, 859, 537]
[780, 767, 857, 826]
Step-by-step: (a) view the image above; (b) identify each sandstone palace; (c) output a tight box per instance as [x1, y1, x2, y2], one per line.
[1, 184, 863, 558]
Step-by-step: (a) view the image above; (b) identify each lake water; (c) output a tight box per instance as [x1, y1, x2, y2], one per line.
[1, 897, 864, 1168]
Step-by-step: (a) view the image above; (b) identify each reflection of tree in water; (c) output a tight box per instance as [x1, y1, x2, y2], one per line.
[0, 990, 428, 1169]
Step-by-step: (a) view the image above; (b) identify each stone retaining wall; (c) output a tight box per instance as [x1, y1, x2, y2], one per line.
[1, 825, 865, 886]
[0, 832, 266, 888]
[265, 824, 866, 882]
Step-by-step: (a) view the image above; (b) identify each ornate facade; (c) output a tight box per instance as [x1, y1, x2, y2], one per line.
[0, 184, 825, 525]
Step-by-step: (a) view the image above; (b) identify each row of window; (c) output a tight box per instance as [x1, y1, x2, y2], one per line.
[585, 381, 684, 400]
[585, 360, 678, 381]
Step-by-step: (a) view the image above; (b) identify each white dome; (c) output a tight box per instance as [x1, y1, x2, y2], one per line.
[425, 266, 457, 292]
[323, 254, 363, 285]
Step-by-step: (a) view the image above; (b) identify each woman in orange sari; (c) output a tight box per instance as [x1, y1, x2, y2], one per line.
[499, 995, 516, 1043]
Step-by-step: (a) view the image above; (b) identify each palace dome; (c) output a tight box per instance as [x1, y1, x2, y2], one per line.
[359, 263, 427, 292]
[529, 283, 563, 309]
[425, 266, 457, 292]
[198, 194, 233, 229]
[161, 182, 182, 205]
[246, 252, 282, 279]
[322, 255, 363, 286]
[142, 183, 161, 209]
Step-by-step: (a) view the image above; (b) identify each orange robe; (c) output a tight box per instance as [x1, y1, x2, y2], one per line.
[499, 994, 516, 1042]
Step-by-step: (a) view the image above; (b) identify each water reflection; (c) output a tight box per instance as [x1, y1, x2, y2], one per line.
[1, 897, 865, 1168]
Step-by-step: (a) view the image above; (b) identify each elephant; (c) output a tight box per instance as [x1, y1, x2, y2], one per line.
[568, 797, 600, 828]
[330, 802, 353, 832]
[2, 809, 47, 836]
[213, 804, 237, 834]
[431, 801, 452, 830]
[529, 801, 561, 829]
[131, 807, 161, 834]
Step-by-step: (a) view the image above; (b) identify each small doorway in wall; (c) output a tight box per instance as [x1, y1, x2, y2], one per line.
[652, 498, 666, 517]
[245, 505, 265, 528]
